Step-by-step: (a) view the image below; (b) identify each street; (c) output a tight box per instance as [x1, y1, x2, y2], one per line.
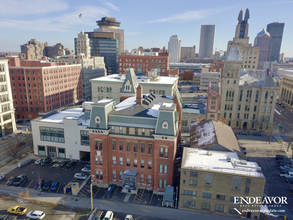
[274, 102, 293, 142]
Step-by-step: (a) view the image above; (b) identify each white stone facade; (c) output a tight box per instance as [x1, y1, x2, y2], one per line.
[168, 35, 181, 63]
[200, 72, 220, 91]
[0, 59, 17, 136]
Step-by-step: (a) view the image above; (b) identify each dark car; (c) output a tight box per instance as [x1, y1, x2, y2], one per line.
[290, 185, 293, 192]
[67, 160, 78, 168]
[275, 155, 287, 160]
[41, 157, 52, 166]
[285, 178, 293, 184]
[6, 176, 17, 186]
[239, 131, 250, 135]
[252, 132, 261, 136]
[13, 174, 27, 186]
[43, 180, 52, 190]
[50, 181, 60, 191]
[34, 179, 45, 190]
[281, 104, 285, 108]
[105, 184, 117, 198]
[60, 160, 70, 168]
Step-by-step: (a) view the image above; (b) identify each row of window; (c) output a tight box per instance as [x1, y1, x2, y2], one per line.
[239, 90, 274, 104]
[183, 201, 238, 214]
[12, 82, 40, 88]
[111, 126, 155, 136]
[120, 59, 166, 63]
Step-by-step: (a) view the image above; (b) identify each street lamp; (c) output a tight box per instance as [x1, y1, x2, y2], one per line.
[32, 171, 41, 190]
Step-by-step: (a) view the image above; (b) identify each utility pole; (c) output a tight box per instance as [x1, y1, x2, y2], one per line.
[90, 183, 93, 212]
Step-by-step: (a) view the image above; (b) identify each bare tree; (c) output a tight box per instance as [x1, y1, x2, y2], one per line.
[6, 142, 19, 159]
[287, 131, 293, 152]
[266, 123, 280, 144]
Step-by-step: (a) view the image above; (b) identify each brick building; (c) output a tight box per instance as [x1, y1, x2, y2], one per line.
[8, 57, 82, 120]
[88, 86, 183, 193]
[118, 53, 170, 76]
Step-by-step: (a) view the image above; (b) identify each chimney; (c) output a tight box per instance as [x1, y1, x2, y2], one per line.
[266, 68, 269, 76]
[136, 85, 142, 105]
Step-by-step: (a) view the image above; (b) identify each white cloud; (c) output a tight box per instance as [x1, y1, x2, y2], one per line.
[149, 8, 231, 23]
[0, 0, 68, 16]
[0, 5, 109, 32]
[126, 32, 139, 36]
[104, 2, 119, 11]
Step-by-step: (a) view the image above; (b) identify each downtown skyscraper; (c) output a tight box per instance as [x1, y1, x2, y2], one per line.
[199, 25, 215, 58]
[168, 35, 181, 63]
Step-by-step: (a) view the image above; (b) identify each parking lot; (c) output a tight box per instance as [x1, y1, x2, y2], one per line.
[0, 159, 87, 194]
[0, 159, 166, 209]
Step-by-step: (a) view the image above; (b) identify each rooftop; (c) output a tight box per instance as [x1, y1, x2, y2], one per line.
[240, 70, 277, 88]
[182, 148, 264, 178]
[90, 74, 178, 85]
[38, 108, 89, 126]
[225, 47, 242, 62]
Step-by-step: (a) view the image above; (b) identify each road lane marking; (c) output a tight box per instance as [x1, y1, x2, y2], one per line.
[20, 179, 27, 187]
[111, 186, 119, 199]
[149, 193, 154, 205]
[26, 180, 34, 188]
[94, 187, 100, 197]
[102, 191, 107, 199]
[57, 183, 62, 193]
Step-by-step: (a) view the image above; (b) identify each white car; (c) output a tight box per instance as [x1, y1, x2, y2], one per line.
[35, 159, 44, 165]
[26, 210, 45, 219]
[74, 173, 88, 180]
[125, 214, 133, 220]
[81, 167, 91, 173]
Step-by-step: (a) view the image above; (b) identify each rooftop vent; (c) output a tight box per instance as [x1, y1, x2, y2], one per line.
[240, 160, 247, 165]
[206, 151, 212, 156]
[227, 156, 231, 162]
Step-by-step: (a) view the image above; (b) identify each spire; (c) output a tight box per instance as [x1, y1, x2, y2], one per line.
[244, 8, 250, 23]
[238, 9, 243, 24]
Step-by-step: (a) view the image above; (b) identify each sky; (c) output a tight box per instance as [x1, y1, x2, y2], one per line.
[0, 0, 293, 57]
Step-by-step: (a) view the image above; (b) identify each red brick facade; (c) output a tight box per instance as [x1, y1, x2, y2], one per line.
[118, 53, 170, 76]
[89, 133, 177, 192]
[8, 57, 82, 120]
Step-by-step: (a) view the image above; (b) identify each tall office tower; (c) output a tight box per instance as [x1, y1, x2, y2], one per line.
[254, 29, 272, 62]
[0, 59, 17, 136]
[95, 17, 124, 55]
[266, 22, 285, 62]
[199, 25, 215, 58]
[181, 46, 196, 60]
[227, 9, 260, 69]
[168, 35, 181, 63]
[74, 31, 91, 58]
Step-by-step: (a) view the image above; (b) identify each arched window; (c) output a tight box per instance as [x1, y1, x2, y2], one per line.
[264, 91, 268, 103]
[270, 92, 274, 104]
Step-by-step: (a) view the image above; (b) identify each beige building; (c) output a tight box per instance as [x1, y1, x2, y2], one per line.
[193, 73, 201, 86]
[200, 72, 220, 91]
[179, 148, 265, 219]
[74, 31, 91, 58]
[227, 9, 259, 70]
[280, 72, 293, 106]
[220, 47, 278, 130]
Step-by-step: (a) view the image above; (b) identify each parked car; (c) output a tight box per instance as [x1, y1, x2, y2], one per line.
[40, 157, 52, 166]
[6, 176, 17, 186]
[280, 172, 293, 178]
[81, 167, 91, 173]
[0, 174, 5, 182]
[50, 181, 60, 191]
[35, 159, 44, 165]
[7, 206, 27, 215]
[280, 165, 293, 171]
[74, 173, 87, 180]
[239, 131, 250, 135]
[124, 214, 133, 220]
[60, 160, 70, 168]
[67, 160, 78, 168]
[34, 179, 45, 190]
[280, 170, 290, 175]
[175, 157, 181, 163]
[26, 210, 45, 219]
[13, 174, 27, 186]
[181, 139, 186, 145]
[106, 184, 117, 198]
[103, 211, 114, 220]
[85, 161, 91, 169]
[252, 132, 261, 136]
[275, 155, 287, 160]
[285, 177, 293, 184]
[281, 104, 285, 108]
[43, 180, 52, 190]
[0, 215, 8, 220]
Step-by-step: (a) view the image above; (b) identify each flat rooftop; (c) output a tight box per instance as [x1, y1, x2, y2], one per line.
[182, 148, 264, 178]
[90, 74, 178, 85]
[38, 108, 89, 126]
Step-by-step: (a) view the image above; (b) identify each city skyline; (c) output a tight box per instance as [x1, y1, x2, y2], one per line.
[0, 0, 293, 57]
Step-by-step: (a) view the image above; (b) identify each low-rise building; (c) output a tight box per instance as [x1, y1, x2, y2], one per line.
[181, 103, 206, 131]
[179, 148, 265, 219]
[280, 72, 293, 106]
[90, 68, 179, 104]
[193, 73, 201, 86]
[200, 72, 221, 91]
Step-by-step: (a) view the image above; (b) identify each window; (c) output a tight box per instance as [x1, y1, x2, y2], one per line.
[119, 171, 123, 180]
[255, 90, 259, 102]
[263, 107, 266, 113]
[112, 156, 116, 165]
[133, 159, 137, 167]
[237, 113, 240, 119]
[216, 194, 225, 200]
[126, 127, 129, 134]
[183, 200, 195, 208]
[253, 114, 256, 120]
[184, 190, 197, 196]
[239, 90, 243, 101]
[230, 196, 235, 202]
[254, 106, 257, 112]
[190, 171, 198, 177]
[270, 92, 274, 104]
[201, 202, 210, 210]
[126, 141, 130, 152]
[40, 127, 64, 143]
[160, 165, 163, 173]
[135, 128, 138, 135]
[238, 105, 241, 111]
[142, 128, 145, 136]
[148, 160, 152, 169]
[268, 107, 271, 113]
[165, 148, 168, 158]
[80, 130, 89, 146]
[119, 126, 123, 133]
[203, 192, 212, 198]
[111, 126, 115, 133]
[232, 177, 242, 190]
[245, 187, 250, 194]
[119, 157, 123, 166]
[189, 180, 197, 186]
[141, 174, 144, 183]
[148, 175, 151, 184]
[141, 159, 144, 168]
[246, 178, 251, 184]
[204, 173, 213, 186]
[141, 143, 145, 153]
[164, 165, 167, 174]
[134, 142, 138, 152]
[96, 171, 99, 180]
[113, 170, 116, 179]
[245, 105, 250, 111]
[264, 91, 268, 103]
[119, 141, 123, 151]
[160, 147, 163, 157]
[112, 140, 116, 150]
[215, 204, 224, 212]
[126, 158, 130, 166]
[148, 144, 153, 154]
[229, 206, 238, 214]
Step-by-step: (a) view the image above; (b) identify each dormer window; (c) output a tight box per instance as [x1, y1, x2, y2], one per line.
[162, 121, 169, 129]
[95, 116, 101, 124]
[124, 80, 131, 91]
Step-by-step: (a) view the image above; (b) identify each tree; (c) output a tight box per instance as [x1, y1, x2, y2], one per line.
[6, 142, 19, 159]
[265, 123, 279, 144]
[287, 131, 293, 152]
